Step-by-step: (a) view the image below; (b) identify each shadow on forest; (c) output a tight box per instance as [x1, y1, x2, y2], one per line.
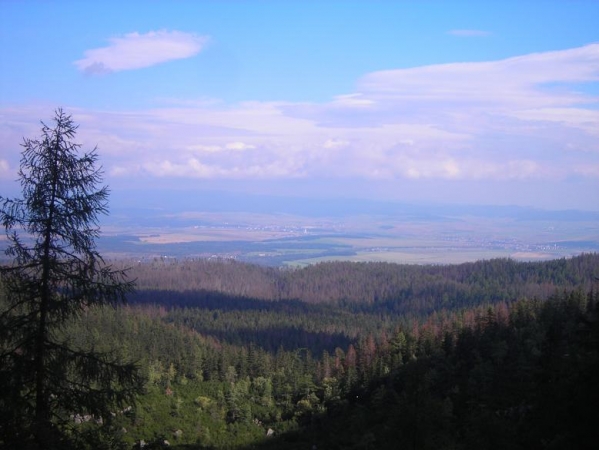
[129, 289, 335, 314]
[190, 325, 352, 356]
[129, 289, 353, 354]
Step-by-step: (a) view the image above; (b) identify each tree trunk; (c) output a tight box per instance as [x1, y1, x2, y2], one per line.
[34, 141, 59, 444]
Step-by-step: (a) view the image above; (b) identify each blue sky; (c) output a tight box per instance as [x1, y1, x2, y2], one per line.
[1, 1, 599, 212]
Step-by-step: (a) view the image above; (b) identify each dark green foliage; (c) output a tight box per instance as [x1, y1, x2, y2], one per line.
[254, 289, 599, 450]
[0, 110, 142, 449]
[56, 254, 599, 449]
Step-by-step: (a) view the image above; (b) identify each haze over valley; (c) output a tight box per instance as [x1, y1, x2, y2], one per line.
[98, 190, 599, 265]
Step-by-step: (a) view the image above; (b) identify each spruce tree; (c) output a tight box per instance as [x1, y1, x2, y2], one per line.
[0, 109, 142, 449]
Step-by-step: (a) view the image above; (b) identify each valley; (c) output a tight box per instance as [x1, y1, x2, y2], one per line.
[98, 207, 599, 266]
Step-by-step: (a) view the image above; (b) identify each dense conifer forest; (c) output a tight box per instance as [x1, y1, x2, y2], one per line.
[3, 253, 599, 448]
[52, 256, 599, 447]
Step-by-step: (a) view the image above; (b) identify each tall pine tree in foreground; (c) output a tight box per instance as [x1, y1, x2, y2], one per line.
[0, 109, 142, 449]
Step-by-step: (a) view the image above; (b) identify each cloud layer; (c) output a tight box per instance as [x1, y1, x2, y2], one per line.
[74, 30, 208, 74]
[2, 44, 598, 207]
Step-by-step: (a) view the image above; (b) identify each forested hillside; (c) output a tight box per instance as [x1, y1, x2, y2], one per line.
[4, 254, 598, 448]
[129, 253, 599, 312]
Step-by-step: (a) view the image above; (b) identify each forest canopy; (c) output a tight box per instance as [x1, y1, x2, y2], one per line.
[40, 253, 599, 448]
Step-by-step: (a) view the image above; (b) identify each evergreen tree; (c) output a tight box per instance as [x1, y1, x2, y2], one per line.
[0, 109, 142, 449]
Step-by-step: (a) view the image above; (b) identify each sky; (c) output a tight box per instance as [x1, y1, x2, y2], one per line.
[1, 1, 599, 213]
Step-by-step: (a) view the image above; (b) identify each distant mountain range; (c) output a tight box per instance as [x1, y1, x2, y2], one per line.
[108, 188, 599, 225]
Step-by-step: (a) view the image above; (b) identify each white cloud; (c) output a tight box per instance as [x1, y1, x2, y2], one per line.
[323, 139, 349, 149]
[108, 165, 132, 177]
[358, 43, 599, 110]
[332, 94, 375, 107]
[143, 159, 215, 178]
[510, 108, 599, 137]
[505, 160, 541, 179]
[394, 158, 543, 181]
[226, 142, 256, 151]
[74, 30, 208, 74]
[187, 144, 222, 153]
[0, 159, 11, 178]
[142, 156, 302, 179]
[576, 163, 599, 177]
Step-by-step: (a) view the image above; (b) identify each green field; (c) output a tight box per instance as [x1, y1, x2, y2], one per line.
[98, 211, 599, 265]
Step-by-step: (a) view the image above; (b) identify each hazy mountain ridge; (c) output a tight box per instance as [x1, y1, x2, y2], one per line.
[108, 190, 599, 223]
[127, 253, 599, 312]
